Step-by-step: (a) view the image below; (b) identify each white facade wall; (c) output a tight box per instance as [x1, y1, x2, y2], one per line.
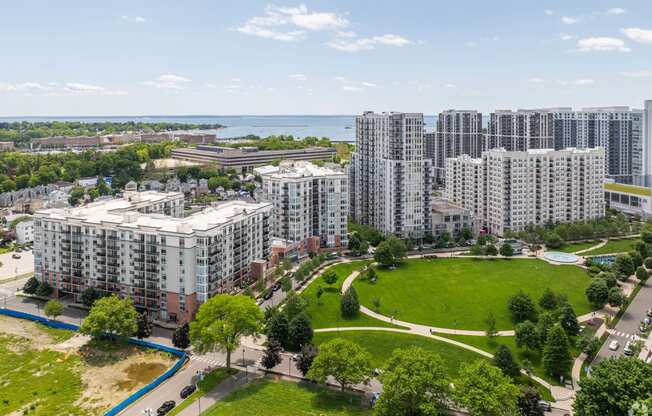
[16, 220, 34, 244]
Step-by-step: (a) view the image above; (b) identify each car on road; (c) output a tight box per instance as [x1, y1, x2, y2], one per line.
[624, 341, 634, 356]
[538, 400, 552, 412]
[11, 253, 21, 259]
[272, 282, 282, 292]
[609, 340, 620, 351]
[263, 289, 273, 300]
[180, 385, 196, 399]
[647, 308, 652, 318]
[157, 401, 175, 415]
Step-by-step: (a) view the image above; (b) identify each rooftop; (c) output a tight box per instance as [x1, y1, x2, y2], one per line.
[604, 182, 652, 197]
[257, 161, 345, 179]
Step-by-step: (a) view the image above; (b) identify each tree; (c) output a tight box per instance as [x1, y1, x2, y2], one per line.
[316, 286, 324, 305]
[453, 360, 520, 416]
[518, 386, 544, 416]
[306, 338, 372, 391]
[261, 339, 283, 371]
[493, 345, 520, 378]
[81, 287, 104, 307]
[321, 269, 337, 286]
[608, 287, 625, 307]
[340, 286, 360, 318]
[172, 323, 190, 349]
[375, 347, 450, 416]
[79, 295, 138, 340]
[374, 235, 406, 267]
[280, 275, 292, 293]
[470, 244, 484, 255]
[284, 291, 308, 322]
[614, 254, 635, 278]
[35, 281, 54, 297]
[485, 244, 498, 256]
[574, 357, 652, 416]
[515, 320, 540, 351]
[296, 343, 318, 376]
[135, 312, 153, 339]
[507, 290, 537, 323]
[542, 324, 572, 378]
[645, 257, 652, 269]
[367, 268, 377, 283]
[68, 187, 86, 206]
[586, 279, 609, 309]
[372, 296, 381, 312]
[44, 299, 64, 320]
[288, 312, 313, 351]
[485, 312, 498, 340]
[544, 232, 564, 249]
[559, 303, 581, 336]
[536, 312, 555, 344]
[538, 288, 558, 310]
[22, 277, 39, 294]
[499, 243, 514, 257]
[636, 266, 649, 281]
[189, 294, 262, 369]
[629, 251, 643, 270]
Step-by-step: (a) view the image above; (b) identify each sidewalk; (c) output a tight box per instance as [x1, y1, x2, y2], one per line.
[176, 372, 251, 416]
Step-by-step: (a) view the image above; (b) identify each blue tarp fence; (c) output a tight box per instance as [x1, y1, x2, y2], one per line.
[0, 308, 187, 416]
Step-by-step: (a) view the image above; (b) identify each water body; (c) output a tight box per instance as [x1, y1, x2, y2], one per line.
[0, 115, 439, 143]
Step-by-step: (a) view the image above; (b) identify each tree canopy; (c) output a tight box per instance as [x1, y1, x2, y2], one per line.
[79, 295, 138, 339]
[306, 338, 372, 391]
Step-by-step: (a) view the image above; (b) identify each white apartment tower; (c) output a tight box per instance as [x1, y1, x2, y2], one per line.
[445, 148, 605, 235]
[349, 112, 432, 239]
[259, 161, 348, 249]
[644, 100, 652, 183]
[486, 110, 554, 152]
[33, 188, 272, 323]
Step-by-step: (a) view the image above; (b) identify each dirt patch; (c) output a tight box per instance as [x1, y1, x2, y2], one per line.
[0, 316, 55, 349]
[76, 350, 174, 412]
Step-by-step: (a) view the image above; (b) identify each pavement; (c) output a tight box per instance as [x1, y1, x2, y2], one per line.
[0, 249, 34, 280]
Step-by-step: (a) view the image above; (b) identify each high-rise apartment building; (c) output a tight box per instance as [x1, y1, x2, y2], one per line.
[258, 161, 348, 250]
[33, 187, 272, 322]
[349, 111, 432, 239]
[445, 148, 605, 235]
[426, 110, 483, 185]
[486, 110, 554, 152]
[644, 100, 652, 183]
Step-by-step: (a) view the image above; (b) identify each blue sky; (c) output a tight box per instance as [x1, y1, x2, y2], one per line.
[1, 0, 651, 116]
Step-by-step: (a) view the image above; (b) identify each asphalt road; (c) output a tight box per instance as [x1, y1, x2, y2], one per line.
[594, 279, 652, 364]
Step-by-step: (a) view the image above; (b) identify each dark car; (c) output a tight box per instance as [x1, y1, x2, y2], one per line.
[180, 384, 196, 399]
[272, 282, 282, 292]
[263, 289, 273, 300]
[157, 400, 176, 415]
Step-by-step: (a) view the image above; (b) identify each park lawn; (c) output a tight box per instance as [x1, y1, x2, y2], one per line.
[203, 379, 371, 416]
[581, 237, 640, 255]
[168, 368, 238, 416]
[302, 261, 401, 329]
[558, 240, 602, 253]
[313, 331, 485, 377]
[353, 258, 594, 330]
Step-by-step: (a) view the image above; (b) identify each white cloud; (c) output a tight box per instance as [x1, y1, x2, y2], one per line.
[361, 82, 377, 87]
[606, 8, 627, 15]
[544, 9, 555, 16]
[620, 70, 652, 78]
[122, 15, 147, 23]
[529, 77, 545, 84]
[621, 27, 652, 44]
[237, 24, 305, 41]
[336, 31, 356, 38]
[576, 37, 630, 52]
[326, 34, 411, 52]
[561, 16, 579, 24]
[64, 82, 127, 95]
[0, 82, 48, 92]
[333, 76, 348, 83]
[289, 73, 307, 81]
[444, 83, 457, 88]
[205, 83, 218, 89]
[341, 85, 362, 92]
[574, 79, 595, 86]
[143, 74, 190, 89]
[279, 5, 349, 30]
[559, 33, 576, 41]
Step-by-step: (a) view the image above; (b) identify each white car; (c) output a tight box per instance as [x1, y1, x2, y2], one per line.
[609, 340, 620, 351]
[624, 341, 634, 356]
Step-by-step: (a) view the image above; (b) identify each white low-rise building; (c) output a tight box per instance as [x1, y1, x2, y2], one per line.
[604, 182, 652, 219]
[16, 220, 34, 244]
[431, 198, 477, 239]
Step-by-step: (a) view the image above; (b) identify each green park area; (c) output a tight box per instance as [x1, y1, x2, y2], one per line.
[353, 258, 594, 330]
[581, 237, 639, 256]
[301, 261, 402, 329]
[203, 379, 370, 416]
[558, 240, 602, 253]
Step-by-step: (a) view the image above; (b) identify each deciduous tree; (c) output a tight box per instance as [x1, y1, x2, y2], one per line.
[44, 299, 64, 320]
[79, 295, 138, 340]
[542, 324, 572, 378]
[508, 290, 537, 323]
[453, 360, 520, 416]
[306, 338, 372, 391]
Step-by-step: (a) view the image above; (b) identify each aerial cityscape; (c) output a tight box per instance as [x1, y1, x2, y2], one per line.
[2, 1, 652, 416]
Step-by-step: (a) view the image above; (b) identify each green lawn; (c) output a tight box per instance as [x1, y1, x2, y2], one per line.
[582, 237, 640, 255]
[353, 258, 594, 330]
[203, 379, 371, 415]
[0, 334, 86, 415]
[302, 261, 401, 329]
[313, 330, 486, 377]
[169, 368, 238, 416]
[557, 240, 602, 253]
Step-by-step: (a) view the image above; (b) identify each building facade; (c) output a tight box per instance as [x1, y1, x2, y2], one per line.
[431, 198, 477, 239]
[349, 112, 432, 239]
[429, 110, 483, 186]
[486, 110, 554, 152]
[258, 161, 348, 250]
[604, 182, 652, 219]
[445, 148, 605, 235]
[33, 190, 272, 323]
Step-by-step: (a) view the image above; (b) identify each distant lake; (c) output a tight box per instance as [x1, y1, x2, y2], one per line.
[0, 115, 441, 143]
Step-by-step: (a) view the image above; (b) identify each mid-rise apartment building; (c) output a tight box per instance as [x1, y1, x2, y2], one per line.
[445, 148, 605, 235]
[426, 110, 483, 186]
[33, 186, 272, 323]
[349, 111, 432, 239]
[644, 100, 652, 184]
[258, 161, 348, 251]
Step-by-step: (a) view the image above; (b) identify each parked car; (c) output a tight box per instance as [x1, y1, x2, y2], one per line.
[157, 401, 176, 415]
[538, 400, 552, 412]
[263, 290, 273, 300]
[647, 308, 652, 318]
[624, 341, 634, 356]
[11, 253, 20, 259]
[272, 282, 281, 292]
[180, 385, 196, 399]
[609, 340, 620, 351]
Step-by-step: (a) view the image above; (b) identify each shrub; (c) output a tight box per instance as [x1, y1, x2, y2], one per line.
[341, 286, 360, 318]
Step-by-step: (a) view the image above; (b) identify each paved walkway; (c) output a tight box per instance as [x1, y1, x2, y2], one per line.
[175, 372, 250, 416]
[574, 239, 607, 255]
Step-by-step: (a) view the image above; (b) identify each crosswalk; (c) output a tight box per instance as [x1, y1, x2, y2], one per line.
[191, 355, 225, 367]
[608, 329, 640, 340]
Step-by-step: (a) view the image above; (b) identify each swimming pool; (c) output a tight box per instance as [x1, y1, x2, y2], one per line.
[543, 251, 580, 264]
[588, 255, 616, 265]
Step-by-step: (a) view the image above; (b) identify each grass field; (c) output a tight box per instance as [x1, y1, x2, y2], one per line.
[203, 379, 371, 415]
[581, 237, 640, 255]
[558, 240, 602, 253]
[169, 368, 238, 416]
[302, 261, 401, 329]
[353, 258, 594, 330]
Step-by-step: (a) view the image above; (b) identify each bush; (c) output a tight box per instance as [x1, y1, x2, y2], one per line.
[485, 244, 498, 256]
[586, 279, 609, 309]
[35, 281, 53, 297]
[499, 243, 514, 257]
[644, 257, 652, 270]
[636, 266, 649, 281]
[341, 286, 360, 318]
[22, 277, 39, 294]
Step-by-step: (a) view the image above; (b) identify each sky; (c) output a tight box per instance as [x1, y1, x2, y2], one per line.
[1, 0, 651, 116]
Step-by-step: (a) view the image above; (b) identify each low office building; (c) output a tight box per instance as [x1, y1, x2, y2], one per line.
[171, 145, 336, 174]
[431, 198, 477, 239]
[258, 161, 348, 257]
[446, 148, 605, 235]
[33, 188, 272, 323]
[604, 182, 652, 219]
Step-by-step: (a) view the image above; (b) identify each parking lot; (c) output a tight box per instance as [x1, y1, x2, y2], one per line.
[0, 249, 34, 280]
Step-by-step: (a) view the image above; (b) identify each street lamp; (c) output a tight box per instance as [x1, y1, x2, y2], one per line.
[243, 348, 248, 382]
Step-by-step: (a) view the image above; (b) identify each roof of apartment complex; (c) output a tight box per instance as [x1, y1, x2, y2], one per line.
[604, 182, 652, 197]
[171, 145, 336, 167]
[35, 191, 271, 234]
[255, 161, 345, 180]
[431, 197, 469, 215]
